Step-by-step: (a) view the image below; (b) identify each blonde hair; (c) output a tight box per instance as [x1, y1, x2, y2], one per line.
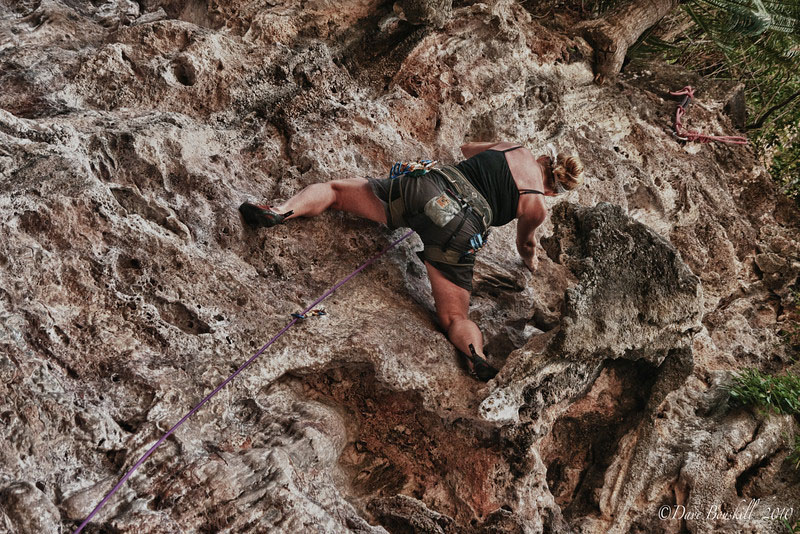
[551, 153, 584, 193]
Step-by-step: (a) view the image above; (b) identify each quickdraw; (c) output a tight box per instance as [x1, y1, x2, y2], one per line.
[291, 309, 327, 320]
[389, 159, 438, 180]
[460, 230, 491, 262]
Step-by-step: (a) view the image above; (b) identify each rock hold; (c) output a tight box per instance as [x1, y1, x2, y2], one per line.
[550, 201, 703, 363]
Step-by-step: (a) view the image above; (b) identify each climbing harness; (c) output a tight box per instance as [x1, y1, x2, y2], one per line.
[291, 309, 327, 319]
[434, 165, 492, 231]
[72, 230, 415, 534]
[669, 86, 748, 145]
[424, 165, 492, 266]
[387, 159, 493, 266]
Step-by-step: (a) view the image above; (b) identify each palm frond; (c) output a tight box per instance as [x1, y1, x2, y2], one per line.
[697, 0, 800, 35]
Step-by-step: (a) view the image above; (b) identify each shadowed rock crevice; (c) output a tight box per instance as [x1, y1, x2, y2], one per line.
[153, 299, 211, 335]
[337, 12, 431, 93]
[541, 358, 660, 519]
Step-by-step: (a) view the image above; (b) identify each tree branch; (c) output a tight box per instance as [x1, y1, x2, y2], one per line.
[748, 87, 800, 130]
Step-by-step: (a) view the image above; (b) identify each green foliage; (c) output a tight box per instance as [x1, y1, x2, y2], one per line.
[755, 124, 800, 202]
[728, 368, 800, 415]
[699, 0, 800, 35]
[789, 433, 800, 469]
[784, 516, 800, 533]
[728, 367, 800, 472]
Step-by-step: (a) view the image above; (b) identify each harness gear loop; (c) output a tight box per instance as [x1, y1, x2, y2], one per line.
[389, 159, 438, 180]
[460, 229, 491, 262]
[669, 86, 748, 145]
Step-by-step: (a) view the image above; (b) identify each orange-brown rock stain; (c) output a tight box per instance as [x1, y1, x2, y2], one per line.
[295, 365, 508, 522]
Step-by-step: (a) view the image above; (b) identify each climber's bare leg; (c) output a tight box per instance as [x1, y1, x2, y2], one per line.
[424, 261, 485, 363]
[274, 178, 387, 224]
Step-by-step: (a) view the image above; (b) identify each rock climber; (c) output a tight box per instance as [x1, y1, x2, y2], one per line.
[239, 142, 584, 381]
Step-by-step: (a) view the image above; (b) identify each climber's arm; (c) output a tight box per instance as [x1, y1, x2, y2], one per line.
[516, 208, 546, 272]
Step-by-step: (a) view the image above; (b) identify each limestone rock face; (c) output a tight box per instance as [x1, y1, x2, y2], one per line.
[0, 482, 61, 534]
[480, 201, 703, 428]
[1, 1, 799, 534]
[546, 202, 703, 362]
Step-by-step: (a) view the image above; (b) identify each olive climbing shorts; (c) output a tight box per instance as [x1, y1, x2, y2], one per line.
[366, 172, 483, 292]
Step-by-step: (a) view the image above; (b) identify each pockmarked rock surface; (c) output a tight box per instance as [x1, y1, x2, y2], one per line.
[1, 1, 799, 533]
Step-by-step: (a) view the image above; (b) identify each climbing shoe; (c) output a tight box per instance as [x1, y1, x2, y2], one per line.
[464, 343, 499, 382]
[239, 202, 294, 228]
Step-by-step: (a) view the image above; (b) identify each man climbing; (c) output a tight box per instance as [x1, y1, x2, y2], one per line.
[239, 142, 584, 381]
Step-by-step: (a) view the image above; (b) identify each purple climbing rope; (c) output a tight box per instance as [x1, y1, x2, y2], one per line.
[73, 229, 415, 534]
